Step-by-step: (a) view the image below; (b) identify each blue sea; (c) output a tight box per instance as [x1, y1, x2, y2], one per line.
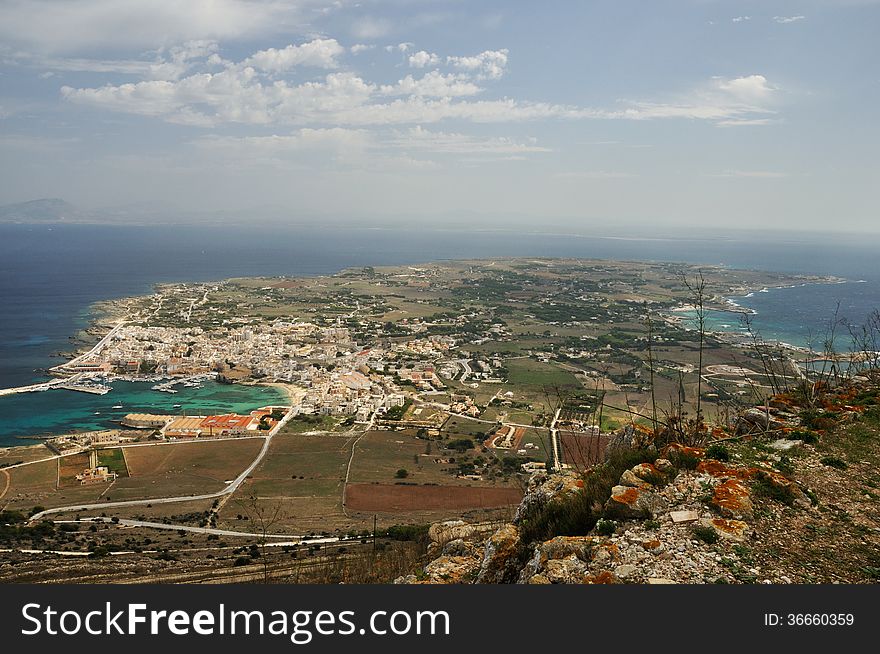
[1, 223, 878, 444]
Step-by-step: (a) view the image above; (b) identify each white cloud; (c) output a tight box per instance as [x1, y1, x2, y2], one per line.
[389, 126, 551, 154]
[59, 41, 781, 130]
[148, 40, 220, 80]
[732, 16, 751, 23]
[447, 49, 509, 80]
[408, 50, 440, 68]
[242, 39, 344, 72]
[774, 15, 806, 24]
[350, 44, 374, 54]
[609, 75, 778, 123]
[0, 0, 318, 54]
[715, 74, 775, 102]
[380, 71, 481, 98]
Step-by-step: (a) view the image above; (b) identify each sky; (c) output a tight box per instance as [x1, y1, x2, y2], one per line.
[0, 0, 877, 232]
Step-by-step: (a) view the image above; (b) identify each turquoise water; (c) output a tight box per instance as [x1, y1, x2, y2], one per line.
[678, 280, 880, 350]
[0, 381, 286, 445]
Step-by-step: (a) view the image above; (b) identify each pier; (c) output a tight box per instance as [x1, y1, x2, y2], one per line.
[0, 373, 110, 397]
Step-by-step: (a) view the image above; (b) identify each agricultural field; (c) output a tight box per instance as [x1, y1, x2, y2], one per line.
[344, 484, 522, 514]
[110, 439, 264, 501]
[218, 432, 355, 535]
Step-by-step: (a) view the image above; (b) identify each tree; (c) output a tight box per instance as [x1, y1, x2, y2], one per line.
[235, 495, 286, 583]
[681, 270, 707, 419]
[395, 468, 408, 479]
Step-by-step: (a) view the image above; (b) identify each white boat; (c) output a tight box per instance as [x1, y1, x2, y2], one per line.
[112, 405, 123, 409]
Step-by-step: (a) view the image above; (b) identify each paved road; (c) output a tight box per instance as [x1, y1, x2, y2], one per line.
[51, 320, 127, 373]
[56, 517, 343, 543]
[340, 398, 383, 515]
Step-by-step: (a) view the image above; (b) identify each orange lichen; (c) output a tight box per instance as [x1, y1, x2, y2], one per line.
[584, 571, 617, 584]
[662, 443, 706, 459]
[696, 460, 756, 480]
[613, 487, 640, 505]
[711, 479, 751, 515]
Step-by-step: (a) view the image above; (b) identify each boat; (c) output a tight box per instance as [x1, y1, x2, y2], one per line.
[112, 404, 123, 409]
[173, 404, 182, 408]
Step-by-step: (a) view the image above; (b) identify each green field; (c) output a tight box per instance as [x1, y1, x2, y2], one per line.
[97, 448, 129, 477]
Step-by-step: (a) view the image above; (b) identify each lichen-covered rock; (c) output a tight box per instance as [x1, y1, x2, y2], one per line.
[619, 468, 649, 487]
[696, 460, 755, 480]
[518, 536, 596, 583]
[514, 470, 583, 523]
[428, 520, 496, 545]
[662, 442, 706, 463]
[653, 458, 675, 474]
[423, 555, 480, 584]
[710, 479, 754, 520]
[395, 555, 480, 584]
[476, 523, 521, 584]
[441, 538, 474, 557]
[754, 469, 812, 509]
[604, 484, 667, 519]
[543, 555, 591, 583]
[700, 517, 750, 542]
[736, 407, 790, 434]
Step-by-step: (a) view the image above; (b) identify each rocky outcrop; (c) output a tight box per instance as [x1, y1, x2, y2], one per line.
[513, 469, 583, 523]
[711, 479, 754, 520]
[604, 483, 667, 519]
[401, 398, 831, 585]
[475, 523, 521, 584]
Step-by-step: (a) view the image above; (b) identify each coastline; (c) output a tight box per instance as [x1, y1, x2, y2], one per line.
[664, 277, 849, 355]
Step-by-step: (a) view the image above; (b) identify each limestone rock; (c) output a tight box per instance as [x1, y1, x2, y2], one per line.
[422, 555, 480, 584]
[619, 468, 649, 487]
[653, 458, 675, 474]
[514, 470, 583, 524]
[518, 536, 596, 583]
[754, 469, 812, 509]
[604, 484, 667, 519]
[669, 510, 700, 524]
[710, 479, 754, 520]
[543, 555, 591, 583]
[700, 517, 750, 542]
[476, 523, 521, 584]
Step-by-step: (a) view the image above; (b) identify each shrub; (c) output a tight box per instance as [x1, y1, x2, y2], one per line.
[668, 449, 701, 470]
[517, 448, 656, 550]
[691, 525, 719, 545]
[594, 519, 616, 536]
[820, 456, 848, 470]
[774, 455, 795, 475]
[788, 429, 819, 444]
[753, 477, 796, 505]
[395, 468, 409, 479]
[706, 443, 730, 462]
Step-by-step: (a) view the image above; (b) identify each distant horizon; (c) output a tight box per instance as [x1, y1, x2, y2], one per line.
[2, 196, 880, 239]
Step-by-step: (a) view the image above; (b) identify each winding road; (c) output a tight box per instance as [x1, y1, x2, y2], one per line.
[28, 407, 297, 523]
